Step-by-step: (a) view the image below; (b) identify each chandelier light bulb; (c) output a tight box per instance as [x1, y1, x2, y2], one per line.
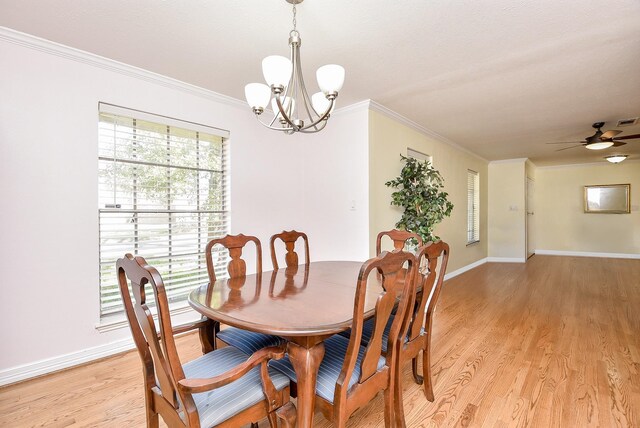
[316, 64, 345, 94]
[262, 55, 293, 88]
[585, 141, 614, 150]
[244, 83, 272, 111]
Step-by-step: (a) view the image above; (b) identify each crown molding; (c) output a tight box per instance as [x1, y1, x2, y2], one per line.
[366, 100, 488, 163]
[333, 99, 372, 115]
[0, 26, 246, 109]
[489, 158, 528, 164]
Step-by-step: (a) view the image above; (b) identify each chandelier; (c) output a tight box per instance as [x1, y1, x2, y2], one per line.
[244, 0, 345, 134]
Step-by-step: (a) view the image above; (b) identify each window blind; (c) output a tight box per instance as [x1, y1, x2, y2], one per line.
[407, 147, 432, 164]
[98, 105, 230, 318]
[467, 170, 480, 244]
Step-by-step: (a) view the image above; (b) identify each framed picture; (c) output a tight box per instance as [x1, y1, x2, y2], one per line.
[584, 184, 630, 214]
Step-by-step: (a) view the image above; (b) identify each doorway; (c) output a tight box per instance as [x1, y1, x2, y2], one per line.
[526, 177, 535, 259]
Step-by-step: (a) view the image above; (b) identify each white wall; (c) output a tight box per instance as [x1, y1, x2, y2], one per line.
[535, 161, 640, 255]
[0, 31, 367, 379]
[487, 160, 527, 261]
[299, 106, 370, 262]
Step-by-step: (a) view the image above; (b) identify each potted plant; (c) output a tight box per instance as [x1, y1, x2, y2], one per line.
[385, 155, 454, 246]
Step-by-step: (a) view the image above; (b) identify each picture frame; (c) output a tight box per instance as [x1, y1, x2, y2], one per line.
[584, 184, 630, 214]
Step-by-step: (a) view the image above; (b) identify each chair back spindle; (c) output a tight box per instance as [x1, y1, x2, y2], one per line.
[206, 234, 262, 284]
[269, 230, 310, 269]
[376, 229, 423, 255]
[407, 241, 450, 345]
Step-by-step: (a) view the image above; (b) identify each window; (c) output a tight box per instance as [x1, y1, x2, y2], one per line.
[98, 103, 229, 318]
[407, 147, 432, 164]
[467, 170, 480, 244]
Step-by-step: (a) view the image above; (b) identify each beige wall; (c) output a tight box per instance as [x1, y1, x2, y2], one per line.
[488, 160, 527, 260]
[368, 110, 488, 272]
[536, 162, 640, 254]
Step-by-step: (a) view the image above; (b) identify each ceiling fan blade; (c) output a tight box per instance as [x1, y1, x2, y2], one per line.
[546, 141, 585, 145]
[613, 133, 640, 141]
[555, 144, 585, 151]
[612, 141, 627, 147]
[600, 130, 622, 139]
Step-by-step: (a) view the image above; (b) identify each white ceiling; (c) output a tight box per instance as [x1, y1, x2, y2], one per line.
[2, 0, 640, 166]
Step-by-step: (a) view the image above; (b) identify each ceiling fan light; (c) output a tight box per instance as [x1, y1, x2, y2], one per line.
[605, 155, 628, 163]
[585, 141, 614, 150]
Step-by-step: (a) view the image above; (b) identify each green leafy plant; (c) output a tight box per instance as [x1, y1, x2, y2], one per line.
[385, 155, 454, 244]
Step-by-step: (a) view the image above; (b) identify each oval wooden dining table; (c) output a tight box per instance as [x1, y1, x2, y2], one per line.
[188, 261, 382, 428]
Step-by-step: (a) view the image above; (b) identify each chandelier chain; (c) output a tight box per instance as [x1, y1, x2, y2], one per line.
[292, 3, 297, 31]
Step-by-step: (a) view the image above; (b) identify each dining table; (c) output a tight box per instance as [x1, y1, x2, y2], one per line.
[188, 260, 383, 428]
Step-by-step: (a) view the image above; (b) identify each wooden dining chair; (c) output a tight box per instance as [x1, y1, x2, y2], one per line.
[269, 230, 310, 269]
[117, 254, 296, 428]
[376, 229, 423, 255]
[206, 234, 286, 355]
[397, 241, 450, 403]
[336, 229, 424, 342]
[270, 250, 418, 427]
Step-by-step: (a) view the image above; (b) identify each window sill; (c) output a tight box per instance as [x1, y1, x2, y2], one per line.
[95, 301, 195, 333]
[466, 240, 480, 247]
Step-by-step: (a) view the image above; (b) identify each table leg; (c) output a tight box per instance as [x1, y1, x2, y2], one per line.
[287, 340, 325, 428]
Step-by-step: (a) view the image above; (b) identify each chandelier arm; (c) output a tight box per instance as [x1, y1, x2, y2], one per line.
[297, 120, 329, 133]
[275, 94, 298, 129]
[294, 44, 319, 126]
[268, 41, 299, 129]
[298, 98, 335, 131]
[290, 41, 300, 119]
[268, 109, 279, 128]
[255, 114, 295, 132]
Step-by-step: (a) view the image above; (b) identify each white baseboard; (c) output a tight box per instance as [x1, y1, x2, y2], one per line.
[535, 250, 640, 259]
[444, 257, 488, 281]
[0, 338, 136, 387]
[487, 257, 527, 263]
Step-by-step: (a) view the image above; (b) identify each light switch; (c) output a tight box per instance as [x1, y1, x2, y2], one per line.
[509, 205, 518, 211]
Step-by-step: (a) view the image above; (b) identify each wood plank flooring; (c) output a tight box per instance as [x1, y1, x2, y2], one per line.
[1, 255, 639, 427]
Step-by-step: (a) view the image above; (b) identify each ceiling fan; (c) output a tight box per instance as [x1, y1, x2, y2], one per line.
[547, 122, 640, 151]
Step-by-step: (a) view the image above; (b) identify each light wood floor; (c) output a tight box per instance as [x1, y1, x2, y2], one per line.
[1, 255, 639, 427]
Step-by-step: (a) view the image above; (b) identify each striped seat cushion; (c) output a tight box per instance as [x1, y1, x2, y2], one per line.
[182, 346, 289, 427]
[269, 335, 386, 403]
[217, 327, 286, 355]
[339, 316, 395, 352]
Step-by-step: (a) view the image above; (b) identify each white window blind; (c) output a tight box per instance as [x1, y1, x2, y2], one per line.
[407, 147, 432, 164]
[98, 104, 229, 318]
[467, 170, 480, 244]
